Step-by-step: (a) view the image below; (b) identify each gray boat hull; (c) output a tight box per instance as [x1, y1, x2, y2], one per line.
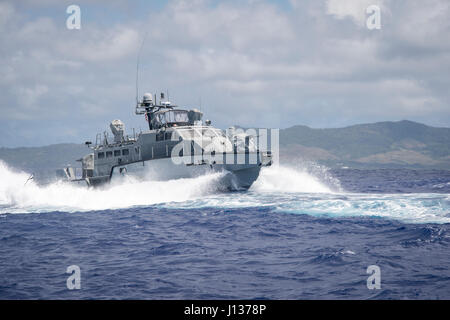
[110, 156, 266, 191]
[69, 152, 272, 191]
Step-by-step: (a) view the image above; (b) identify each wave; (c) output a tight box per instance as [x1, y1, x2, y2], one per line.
[0, 161, 339, 214]
[1, 161, 448, 224]
[272, 193, 450, 224]
[250, 165, 339, 194]
[0, 161, 223, 213]
[161, 191, 450, 224]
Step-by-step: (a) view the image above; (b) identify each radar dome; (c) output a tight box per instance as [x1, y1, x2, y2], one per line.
[143, 93, 153, 104]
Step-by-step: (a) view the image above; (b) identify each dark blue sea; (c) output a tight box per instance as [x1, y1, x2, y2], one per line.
[1, 161, 449, 299]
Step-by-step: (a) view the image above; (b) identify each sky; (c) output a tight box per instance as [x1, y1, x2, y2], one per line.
[0, 0, 449, 147]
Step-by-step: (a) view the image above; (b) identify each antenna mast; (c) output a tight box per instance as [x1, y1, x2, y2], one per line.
[136, 32, 148, 106]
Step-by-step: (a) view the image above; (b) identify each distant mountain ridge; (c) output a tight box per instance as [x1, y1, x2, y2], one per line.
[0, 143, 88, 175]
[0, 120, 449, 174]
[280, 120, 450, 168]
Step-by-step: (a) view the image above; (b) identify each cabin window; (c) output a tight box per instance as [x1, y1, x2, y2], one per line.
[122, 149, 129, 156]
[98, 152, 105, 159]
[165, 132, 172, 140]
[114, 150, 121, 157]
[106, 151, 113, 158]
[165, 110, 189, 123]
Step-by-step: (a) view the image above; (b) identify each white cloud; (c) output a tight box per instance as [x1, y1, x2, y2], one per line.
[0, 2, 14, 28]
[19, 84, 49, 108]
[56, 27, 139, 62]
[326, 0, 386, 26]
[0, 0, 449, 146]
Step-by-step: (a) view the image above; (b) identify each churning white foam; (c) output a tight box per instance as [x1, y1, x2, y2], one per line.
[0, 161, 224, 213]
[0, 160, 340, 214]
[273, 193, 450, 224]
[3, 161, 447, 224]
[250, 165, 336, 194]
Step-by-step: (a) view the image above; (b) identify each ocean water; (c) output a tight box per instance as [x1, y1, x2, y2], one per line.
[0, 161, 449, 299]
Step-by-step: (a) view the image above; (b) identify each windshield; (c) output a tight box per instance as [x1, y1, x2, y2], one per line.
[152, 110, 190, 128]
[164, 110, 189, 124]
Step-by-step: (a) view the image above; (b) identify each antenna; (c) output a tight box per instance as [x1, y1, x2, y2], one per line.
[136, 32, 148, 106]
[203, 96, 207, 117]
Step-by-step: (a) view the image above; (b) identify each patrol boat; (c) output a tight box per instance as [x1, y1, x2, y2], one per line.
[58, 92, 272, 190]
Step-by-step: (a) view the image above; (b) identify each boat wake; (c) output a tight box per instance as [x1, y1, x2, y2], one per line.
[0, 161, 224, 213]
[1, 161, 449, 224]
[0, 161, 336, 213]
[251, 164, 339, 193]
